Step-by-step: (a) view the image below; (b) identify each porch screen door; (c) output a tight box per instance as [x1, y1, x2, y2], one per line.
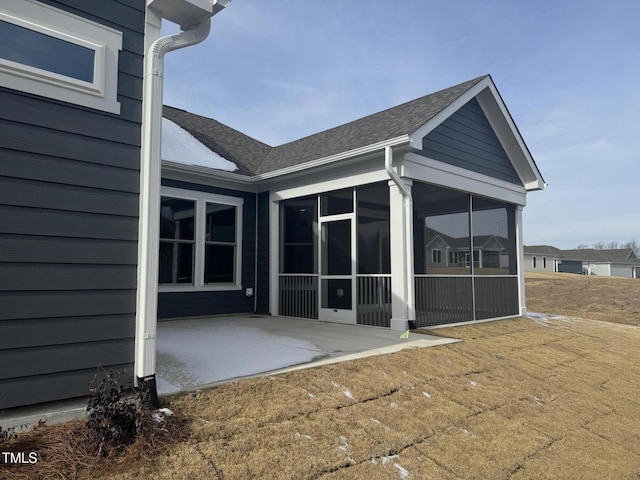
[319, 217, 355, 323]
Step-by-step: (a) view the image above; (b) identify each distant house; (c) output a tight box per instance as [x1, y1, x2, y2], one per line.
[523, 245, 561, 272]
[524, 246, 640, 278]
[559, 249, 640, 278]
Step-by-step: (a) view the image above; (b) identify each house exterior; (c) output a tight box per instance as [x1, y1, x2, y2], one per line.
[159, 75, 546, 331]
[559, 249, 640, 277]
[0, 1, 545, 411]
[523, 245, 561, 272]
[524, 246, 640, 277]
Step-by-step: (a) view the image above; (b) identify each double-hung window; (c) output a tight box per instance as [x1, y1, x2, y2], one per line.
[0, 0, 122, 113]
[159, 187, 243, 291]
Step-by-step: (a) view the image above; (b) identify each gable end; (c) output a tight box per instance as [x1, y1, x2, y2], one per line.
[418, 98, 522, 186]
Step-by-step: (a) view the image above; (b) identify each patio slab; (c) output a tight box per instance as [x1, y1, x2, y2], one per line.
[156, 314, 459, 394]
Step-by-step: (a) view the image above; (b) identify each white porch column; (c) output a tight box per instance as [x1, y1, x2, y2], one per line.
[388, 179, 415, 331]
[515, 205, 527, 316]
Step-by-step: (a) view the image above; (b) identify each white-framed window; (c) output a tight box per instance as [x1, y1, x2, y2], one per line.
[532, 256, 537, 268]
[432, 249, 442, 264]
[0, 0, 122, 114]
[159, 187, 243, 292]
[543, 257, 547, 269]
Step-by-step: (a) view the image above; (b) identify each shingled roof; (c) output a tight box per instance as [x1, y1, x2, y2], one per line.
[163, 75, 487, 176]
[163, 106, 271, 176]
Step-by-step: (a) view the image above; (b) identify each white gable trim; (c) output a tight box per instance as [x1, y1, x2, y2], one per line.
[408, 76, 545, 193]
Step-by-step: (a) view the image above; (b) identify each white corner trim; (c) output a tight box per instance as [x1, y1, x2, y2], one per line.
[402, 152, 527, 206]
[0, 0, 122, 114]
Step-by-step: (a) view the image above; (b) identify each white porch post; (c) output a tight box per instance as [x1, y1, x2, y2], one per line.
[515, 205, 527, 316]
[388, 179, 415, 331]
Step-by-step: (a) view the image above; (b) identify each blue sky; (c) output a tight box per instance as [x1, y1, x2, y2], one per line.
[162, 0, 640, 249]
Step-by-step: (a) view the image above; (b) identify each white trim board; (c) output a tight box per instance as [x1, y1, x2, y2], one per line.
[401, 152, 528, 206]
[0, 0, 122, 114]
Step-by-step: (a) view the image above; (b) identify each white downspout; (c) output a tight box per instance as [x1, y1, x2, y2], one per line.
[135, 18, 213, 409]
[385, 146, 415, 325]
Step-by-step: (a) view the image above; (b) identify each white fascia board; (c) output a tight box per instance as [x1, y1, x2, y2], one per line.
[147, 0, 215, 28]
[475, 84, 546, 191]
[255, 135, 410, 181]
[162, 160, 258, 191]
[162, 135, 410, 192]
[402, 152, 527, 206]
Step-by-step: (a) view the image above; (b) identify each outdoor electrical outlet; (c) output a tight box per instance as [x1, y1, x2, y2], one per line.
[246, 288, 253, 297]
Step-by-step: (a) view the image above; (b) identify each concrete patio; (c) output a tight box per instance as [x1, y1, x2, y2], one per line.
[1, 315, 458, 430]
[156, 314, 459, 395]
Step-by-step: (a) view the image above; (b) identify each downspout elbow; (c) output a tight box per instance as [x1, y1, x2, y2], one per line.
[148, 18, 212, 76]
[384, 145, 410, 197]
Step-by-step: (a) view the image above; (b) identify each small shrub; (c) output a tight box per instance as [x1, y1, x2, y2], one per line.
[0, 423, 17, 445]
[86, 369, 142, 456]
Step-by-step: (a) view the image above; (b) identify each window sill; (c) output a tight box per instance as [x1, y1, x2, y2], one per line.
[159, 284, 243, 293]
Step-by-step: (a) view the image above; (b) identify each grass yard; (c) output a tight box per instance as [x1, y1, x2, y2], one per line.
[525, 271, 640, 326]
[3, 273, 640, 479]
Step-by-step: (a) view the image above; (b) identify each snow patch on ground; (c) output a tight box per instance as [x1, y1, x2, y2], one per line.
[338, 435, 349, 451]
[394, 463, 410, 479]
[332, 381, 354, 400]
[162, 118, 237, 171]
[156, 323, 321, 395]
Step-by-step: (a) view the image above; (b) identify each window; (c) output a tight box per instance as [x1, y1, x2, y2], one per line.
[543, 257, 547, 269]
[533, 256, 537, 268]
[205, 203, 237, 284]
[159, 197, 195, 284]
[160, 187, 243, 291]
[0, 0, 122, 113]
[432, 249, 442, 264]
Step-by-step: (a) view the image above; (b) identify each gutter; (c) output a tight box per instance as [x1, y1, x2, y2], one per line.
[162, 135, 411, 185]
[135, 8, 225, 409]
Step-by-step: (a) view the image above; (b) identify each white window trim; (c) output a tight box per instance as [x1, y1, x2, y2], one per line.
[0, 0, 122, 114]
[160, 186, 243, 293]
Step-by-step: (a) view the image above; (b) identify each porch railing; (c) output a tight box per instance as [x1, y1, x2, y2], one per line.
[357, 275, 391, 327]
[414, 275, 473, 327]
[414, 275, 519, 327]
[474, 275, 519, 320]
[278, 274, 318, 319]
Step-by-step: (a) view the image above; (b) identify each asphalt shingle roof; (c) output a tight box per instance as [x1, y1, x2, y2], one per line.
[163, 106, 271, 176]
[163, 75, 487, 176]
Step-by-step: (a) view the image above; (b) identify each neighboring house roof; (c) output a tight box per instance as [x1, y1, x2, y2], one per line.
[559, 248, 640, 265]
[523, 245, 562, 256]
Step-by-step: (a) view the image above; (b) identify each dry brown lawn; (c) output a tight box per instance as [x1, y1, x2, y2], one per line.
[3, 273, 640, 479]
[525, 271, 640, 326]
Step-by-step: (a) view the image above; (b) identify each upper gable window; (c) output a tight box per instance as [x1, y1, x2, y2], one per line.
[0, 0, 122, 114]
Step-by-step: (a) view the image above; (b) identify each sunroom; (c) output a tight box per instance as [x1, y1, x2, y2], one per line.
[162, 75, 545, 331]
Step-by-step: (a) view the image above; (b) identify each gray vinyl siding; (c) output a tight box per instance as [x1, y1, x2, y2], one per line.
[0, 0, 144, 409]
[420, 98, 522, 185]
[158, 179, 258, 319]
[256, 191, 270, 314]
